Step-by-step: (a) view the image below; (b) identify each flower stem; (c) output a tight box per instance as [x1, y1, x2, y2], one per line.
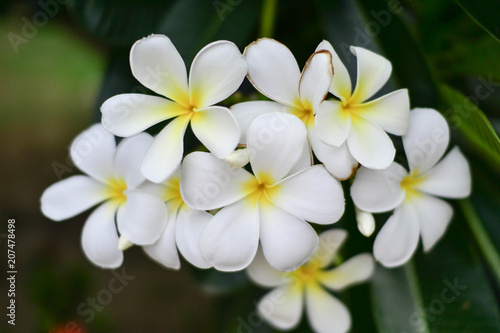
[259, 0, 279, 37]
[404, 260, 431, 333]
[460, 199, 500, 285]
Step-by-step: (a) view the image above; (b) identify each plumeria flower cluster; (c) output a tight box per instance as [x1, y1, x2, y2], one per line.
[41, 34, 471, 333]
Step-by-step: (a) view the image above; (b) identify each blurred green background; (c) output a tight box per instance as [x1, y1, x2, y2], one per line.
[1, 0, 499, 332]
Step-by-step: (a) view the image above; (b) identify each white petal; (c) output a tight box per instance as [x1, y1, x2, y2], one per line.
[231, 101, 285, 144]
[175, 206, 212, 269]
[257, 285, 303, 330]
[349, 46, 392, 104]
[416, 147, 471, 198]
[403, 108, 450, 173]
[141, 114, 190, 183]
[316, 99, 351, 147]
[347, 116, 395, 169]
[318, 253, 375, 291]
[116, 190, 168, 245]
[316, 40, 352, 102]
[180, 152, 256, 210]
[298, 50, 333, 109]
[259, 204, 318, 271]
[287, 140, 313, 176]
[311, 229, 348, 269]
[307, 126, 359, 180]
[244, 38, 301, 106]
[350, 163, 406, 213]
[410, 194, 453, 252]
[143, 202, 180, 269]
[247, 246, 287, 288]
[189, 40, 247, 108]
[200, 200, 260, 271]
[305, 283, 351, 333]
[354, 89, 410, 135]
[113, 133, 153, 188]
[191, 106, 240, 158]
[101, 94, 189, 137]
[130, 34, 189, 105]
[81, 201, 123, 268]
[41, 175, 109, 221]
[373, 205, 420, 267]
[247, 113, 307, 183]
[269, 165, 345, 225]
[70, 124, 115, 183]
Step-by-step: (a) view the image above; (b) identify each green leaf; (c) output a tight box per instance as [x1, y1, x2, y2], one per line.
[455, 0, 500, 41]
[439, 84, 500, 168]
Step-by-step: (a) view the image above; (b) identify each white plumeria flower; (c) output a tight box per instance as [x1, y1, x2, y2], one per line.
[140, 167, 212, 270]
[315, 40, 410, 170]
[41, 124, 168, 268]
[231, 38, 359, 180]
[351, 108, 471, 267]
[247, 230, 375, 333]
[101, 34, 247, 183]
[181, 113, 345, 272]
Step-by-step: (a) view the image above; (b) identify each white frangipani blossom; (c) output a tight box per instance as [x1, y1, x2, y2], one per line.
[351, 108, 471, 267]
[232, 38, 359, 180]
[41, 124, 168, 268]
[181, 113, 345, 272]
[247, 230, 375, 333]
[315, 40, 410, 170]
[101, 34, 247, 183]
[140, 167, 212, 270]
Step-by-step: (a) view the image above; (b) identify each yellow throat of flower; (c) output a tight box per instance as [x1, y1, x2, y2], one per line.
[106, 178, 128, 204]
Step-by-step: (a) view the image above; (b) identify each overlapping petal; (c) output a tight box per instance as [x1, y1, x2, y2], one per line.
[353, 89, 410, 135]
[416, 147, 471, 199]
[175, 206, 212, 269]
[231, 101, 285, 144]
[130, 34, 189, 106]
[268, 165, 344, 225]
[101, 94, 189, 137]
[41, 175, 109, 221]
[373, 205, 420, 267]
[188, 40, 247, 109]
[315, 40, 352, 102]
[191, 106, 240, 158]
[244, 38, 301, 106]
[247, 246, 287, 288]
[247, 113, 307, 183]
[113, 133, 153, 188]
[259, 203, 318, 272]
[141, 114, 191, 183]
[318, 253, 375, 291]
[200, 200, 260, 271]
[298, 50, 333, 109]
[311, 229, 348, 269]
[257, 285, 303, 330]
[81, 200, 123, 268]
[70, 124, 115, 183]
[403, 108, 450, 173]
[143, 202, 180, 269]
[410, 194, 453, 252]
[351, 163, 407, 213]
[305, 283, 351, 333]
[349, 46, 392, 105]
[116, 190, 168, 245]
[307, 127, 359, 180]
[180, 152, 255, 210]
[347, 116, 395, 169]
[315, 100, 351, 147]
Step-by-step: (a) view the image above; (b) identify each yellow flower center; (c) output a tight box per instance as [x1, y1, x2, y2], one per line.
[288, 261, 321, 286]
[401, 171, 426, 201]
[106, 178, 127, 204]
[163, 176, 185, 208]
[242, 172, 280, 208]
[291, 99, 314, 126]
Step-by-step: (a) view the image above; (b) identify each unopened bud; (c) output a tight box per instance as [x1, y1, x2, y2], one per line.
[118, 235, 134, 251]
[355, 206, 375, 237]
[225, 148, 250, 168]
